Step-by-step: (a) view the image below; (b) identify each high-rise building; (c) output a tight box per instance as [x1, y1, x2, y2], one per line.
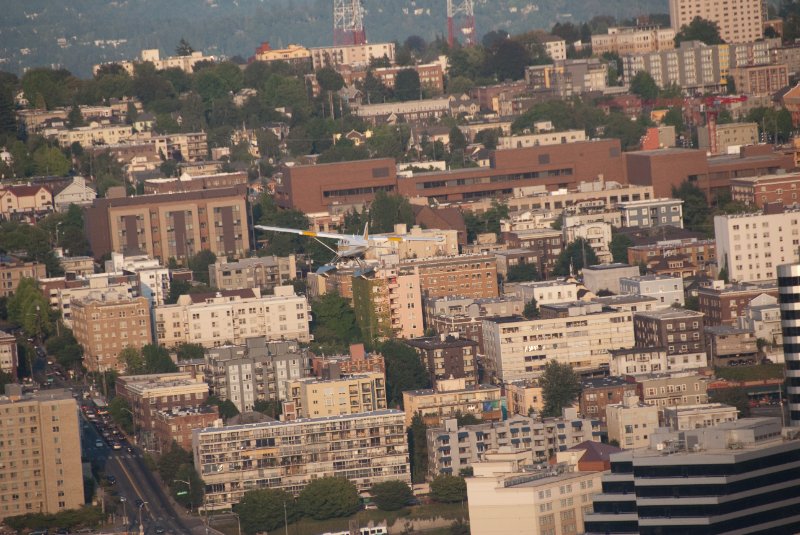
[352, 265, 423, 345]
[669, 0, 764, 44]
[778, 263, 800, 427]
[285, 371, 387, 419]
[0, 386, 84, 522]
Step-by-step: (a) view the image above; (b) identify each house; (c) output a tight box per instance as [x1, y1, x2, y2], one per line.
[54, 176, 96, 212]
[0, 184, 53, 220]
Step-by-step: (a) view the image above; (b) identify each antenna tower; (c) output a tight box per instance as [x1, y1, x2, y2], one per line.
[447, 0, 476, 47]
[333, 0, 366, 46]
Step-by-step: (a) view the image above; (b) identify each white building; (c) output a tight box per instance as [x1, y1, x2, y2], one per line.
[365, 224, 459, 259]
[668, 0, 764, 44]
[564, 221, 613, 264]
[482, 301, 635, 382]
[497, 129, 586, 150]
[619, 274, 684, 308]
[105, 252, 170, 307]
[738, 294, 783, 360]
[617, 198, 684, 229]
[503, 279, 580, 307]
[714, 208, 800, 283]
[54, 176, 96, 212]
[606, 396, 660, 449]
[310, 42, 396, 70]
[154, 286, 310, 348]
[662, 403, 739, 431]
[609, 347, 668, 376]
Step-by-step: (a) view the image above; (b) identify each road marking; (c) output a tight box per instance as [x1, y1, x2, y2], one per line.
[113, 456, 151, 520]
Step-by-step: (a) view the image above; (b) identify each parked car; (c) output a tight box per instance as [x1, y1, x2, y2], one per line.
[95, 439, 104, 448]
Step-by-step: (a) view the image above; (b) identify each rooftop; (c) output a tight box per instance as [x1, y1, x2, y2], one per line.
[584, 263, 635, 271]
[581, 376, 631, 389]
[405, 335, 478, 350]
[195, 409, 405, 434]
[633, 307, 704, 319]
[403, 383, 501, 397]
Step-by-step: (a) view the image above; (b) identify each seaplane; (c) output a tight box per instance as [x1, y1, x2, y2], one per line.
[255, 222, 444, 273]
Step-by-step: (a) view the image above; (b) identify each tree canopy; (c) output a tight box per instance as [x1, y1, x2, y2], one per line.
[540, 360, 580, 417]
[310, 292, 361, 354]
[298, 477, 361, 520]
[429, 475, 467, 503]
[610, 233, 634, 264]
[553, 238, 599, 276]
[381, 340, 430, 407]
[629, 71, 659, 101]
[674, 17, 724, 45]
[370, 480, 413, 511]
[7, 278, 52, 339]
[236, 489, 300, 534]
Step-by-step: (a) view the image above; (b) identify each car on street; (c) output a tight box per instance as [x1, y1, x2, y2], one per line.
[95, 439, 104, 448]
[155, 527, 165, 534]
[112, 442, 122, 450]
[134, 498, 144, 507]
[106, 475, 117, 485]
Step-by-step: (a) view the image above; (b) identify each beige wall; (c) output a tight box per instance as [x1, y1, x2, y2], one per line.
[287, 372, 387, 418]
[669, 0, 763, 43]
[606, 402, 660, 448]
[56, 124, 134, 147]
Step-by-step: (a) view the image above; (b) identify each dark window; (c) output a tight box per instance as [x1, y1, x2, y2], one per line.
[372, 167, 390, 178]
[538, 154, 550, 164]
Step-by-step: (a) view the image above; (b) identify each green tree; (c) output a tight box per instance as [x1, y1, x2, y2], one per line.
[68, 103, 84, 129]
[429, 475, 467, 503]
[188, 250, 217, 284]
[253, 399, 283, 419]
[553, 238, 599, 276]
[709, 387, 751, 417]
[629, 71, 659, 101]
[408, 412, 428, 483]
[369, 190, 416, 233]
[310, 293, 361, 353]
[217, 399, 240, 420]
[44, 328, 83, 370]
[142, 344, 178, 373]
[449, 125, 467, 151]
[672, 181, 710, 234]
[491, 39, 530, 81]
[298, 477, 361, 520]
[171, 463, 205, 510]
[381, 340, 430, 407]
[7, 278, 52, 338]
[523, 297, 539, 319]
[32, 145, 71, 176]
[176, 38, 195, 56]
[108, 396, 134, 434]
[610, 233, 634, 264]
[447, 75, 474, 95]
[540, 360, 580, 417]
[506, 262, 539, 282]
[156, 441, 194, 483]
[235, 489, 300, 535]
[119, 346, 145, 374]
[395, 69, 421, 101]
[674, 16, 725, 45]
[167, 278, 191, 304]
[370, 480, 412, 511]
[662, 106, 685, 132]
[175, 343, 205, 361]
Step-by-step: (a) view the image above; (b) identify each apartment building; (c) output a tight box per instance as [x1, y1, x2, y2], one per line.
[563, 221, 613, 264]
[579, 376, 640, 422]
[59, 256, 94, 277]
[730, 171, 800, 208]
[619, 274, 684, 308]
[606, 397, 660, 449]
[581, 263, 640, 295]
[116, 372, 209, 437]
[585, 419, 800, 535]
[632, 371, 709, 408]
[668, 0, 764, 44]
[71, 293, 152, 373]
[253, 42, 312, 66]
[0, 256, 46, 297]
[427, 409, 601, 478]
[698, 122, 759, 155]
[468, 449, 607, 535]
[423, 295, 523, 327]
[354, 98, 452, 124]
[633, 308, 707, 370]
[310, 42, 395, 69]
[504, 380, 544, 416]
[500, 231, 564, 277]
[55, 124, 134, 148]
[497, 129, 586, 150]
[310, 343, 385, 377]
[405, 334, 479, 388]
[779, 263, 800, 426]
[105, 252, 171, 307]
[698, 280, 779, 325]
[483, 302, 635, 382]
[142, 171, 248, 195]
[208, 255, 296, 292]
[622, 41, 728, 92]
[43, 273, 137, 326]
[0, 185, 53, 221]
[662, 402, 738, 430]
[714, 207, 800, 283]
[152, 405, 219, 452]
[0, 331, 17, 377]
[84, 185, 249, 263]
[617, 198, 684, 229]
[526, 59, 607, 96]
[402, 377, 503, 427]
[93, 49, 216, 76]
[627, 237, 716, 276]
[705, 324, 759, 366]
[591, 26, 676, 56]
[155, 286, 310, 348]
[608, 347, 668, 376]
[352, 265, 423, 344]
[503, 279, 580, 309]
[193, 410, 409, 509]
[204, 339, 308, 412]
[365, 225, 460, 260]
[286, 371, 387, 419]
[0, 386, 84, 522]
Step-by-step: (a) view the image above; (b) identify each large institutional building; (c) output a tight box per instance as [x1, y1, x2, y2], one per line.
[668, 0, 764, 44]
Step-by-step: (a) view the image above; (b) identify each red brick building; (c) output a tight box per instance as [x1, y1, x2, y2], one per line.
[730, 172, 800, 207]
[152, 405, 219, 451]
[697, 282, 779, 326]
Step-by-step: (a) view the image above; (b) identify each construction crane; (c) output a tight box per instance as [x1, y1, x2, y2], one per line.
[447, 0, 476, 47]
[701, 95, 747, 154]
[333, 0, 366, 46]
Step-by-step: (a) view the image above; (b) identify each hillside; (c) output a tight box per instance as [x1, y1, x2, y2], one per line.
[0, 0, 667, 77]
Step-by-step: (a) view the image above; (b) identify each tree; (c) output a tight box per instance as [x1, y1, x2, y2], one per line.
[119, 346, 145, 374]
[253, 399, 282, 419]
[447, 75, 474, 96]
[176, 38, 195, 56]
[429, 475, 467, 503]
[32, 145, 71, 176]
[369, 190, 416, 233]
[491, 40, 529, 81]
[298, 477, 361, 520]
[552, 238, 599, 276]
[672, 181, 710, 235]
[68, 103, 84, 129]
[629, 71, 659, 101]
[167, 278, 191, 304]
[175, 343, 205, 361]
[217, 399, 239, 420]
[44, 328, 83, 370]
[523, 298, 539, 319]
[188, 250, 216, 284]
[408, 412, 428, 483]
[236, 489, 300, 535]
[506, 262, 539, 282]
[674, 17, 725, 45]
[709, 387, 751, 417]
[381, 340, 430, 407]
[449, 125, 467, 151]
[142, 344, 178, 373]
[7, 278, 52, 338]
[662, 107, 685, 132]
[370, 481, 412, 511]
[108, 396, 134, 434]
[540, 360, 580, 418]
[395, 69, 421, 101]
[482, 30, 510, 49]
[171, 463, 205, 510]
[610, 233, 634, 264]
[157, 441, 194, 484]
[310, 293, 361, 353]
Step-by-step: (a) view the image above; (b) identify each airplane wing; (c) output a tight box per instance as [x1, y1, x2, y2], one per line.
[254, 225, 357, 244]
[370, 235, 445, 243]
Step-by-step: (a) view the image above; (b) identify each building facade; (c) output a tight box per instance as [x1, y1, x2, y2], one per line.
[778, 263, 800, 427]
[402, 378, 504, 427]
[582, 264, 640, 295]
[0, 257, 46, 297]
[208, 256, 297, 292]
[0, 331, 17, 377]
[606, 397, 660, 449]
[634, 308, 708, 370]
[697, 280, 779, 325]
[405, 335, 479, 388]
[285, 371, 387, 419]
[617, 198, 684, 229]
[619, 274, 684, 308]
[668, 0, 764, 43]
[591, 26, 676, 56]
[352, 265, 424, 344]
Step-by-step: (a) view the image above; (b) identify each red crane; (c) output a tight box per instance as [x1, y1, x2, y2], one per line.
[702, 95, 747, 154]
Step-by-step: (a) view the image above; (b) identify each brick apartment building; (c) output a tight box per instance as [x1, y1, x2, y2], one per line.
[152, 405, 219, 451]
[0, 256, 46, 297]
[633, 308, 708, 370]
[142, 171, 247, 195]
[405, 334, 479, 388]
[697, 281, 779, 325]
[579, 376, 639, 422]
[730, 172, 800, 207]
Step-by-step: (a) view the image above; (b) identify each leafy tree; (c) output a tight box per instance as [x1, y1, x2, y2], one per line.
[540, 360, 580, 417]
[167, 278, 191, 304]
[7, 278, 52, 338]
[32, 145, 71, 176]
[491, 39, 529, 81]
[629, 71, 659, 101]
[523, 297, 539, 319]
[108, 396, 134, 434]
[0, 77, 17, 135]
[318, 138, 370, 163]
[157, 441, 194, 483]
[429, 475, 467, 503]
[188, 250, 217, 284]
[310, 292, 361, 353]
[0, 371, 13, 391]
[447, 75, 475, 96]
[44, 327, 84, 370]
[253, 399, 282, 419]
[175, 343, 205, 361]
[408, 412, 428, 483]
[672, 181, 710, 235]
[67, 103, 84, 129]
[217, 399, 240, 420]
[553, 238, 599, 276]
[473, 128, 501, 150]
[506, 262, 539, 282]
[602, 113, 649, 151]
[298, 477, 361, 520]
[369, 190, 416, 234]
[119, 346, 145, 374]
[463, 200, 509, 242]
[610, 233, 634, 264]
[142, 344, 178, 373]
[235, 489, 300, 534]
[674, 17, 725, 45]
[709, 387, 751, 417]
[381, 340, 430, 407]
[455, 411, 480, 426]
[482, 30, 510, 49]
[171, 463, 205, 510]
[176, 38, 195, 56]
[662, 106, 685, 132]
[395, 69, 421, 101]
[370, 481, 412, 511]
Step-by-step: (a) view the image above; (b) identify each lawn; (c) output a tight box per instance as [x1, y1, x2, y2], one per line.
[715, 363, 784, 382]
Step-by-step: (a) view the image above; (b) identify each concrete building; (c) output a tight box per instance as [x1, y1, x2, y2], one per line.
[0, 256, 47, 297]
[0, 386, 84, 523]
[526, 59, 608, 96]
[697, 280, 779, 325]
[154, 286, 310, 348]
[253, 42, 311, 66]
[606, 396, 660, 449]
[71, 293, 152, 373]
[59, 256, 95, 277]
[698, 122, 760, 155]
[423, 295, 524, 328]
[668, 0, 764, 43]
[738, 294, 783, 356]
[208, 255, 296, 292]
[591, 26, 676, 56]
[499, 231, 564, 278]
[497, 129, 587, 150]
[427, 409, 602, 478]
[609, 347, 668, 376]
[0, 330, 18, 377]
[310, 42, 395, 69]
[55, 124, 134, 148]
[585, 419, 800, 535]
[617, 198, 684, 229]
[352, 265, 423, 345]
[662, 402, 738, 430]
[483, 302, 635, 382]
[778, 263, 800, 427]
[142, 172, 248, 195]
[705, 324, 759, 366]
[627, 236, 716, 277]
[285, 371, 387, 419]
[84, 185, 249, 263]
[93, 48, 215, 76]
[105, 252, 171, 307]
[579, 376, 640, 422]
[730, 64, 789, 96]
[504, 380, 544, 416]
[634, 308, 707, 370]
[622, 41, 728, 92]
[402, 377, 504, 427]
[203, 339, 308, 412]
[405, 334, 479, 389]
[619, 274, 684, 308]
[467, 449, 607, 535]
[633, 371, 709, 408]
[310, 344, 385, 377]
[193, 410, 409, 509]
[564, 221, 613, 264]
[592, 294, 662, 314]
[714, 207, 800, 283]
[365, 225, 459, 260]
[152, 405, 219, 452]
[503, 279, 580, 309]
[582, 263, 640, 294]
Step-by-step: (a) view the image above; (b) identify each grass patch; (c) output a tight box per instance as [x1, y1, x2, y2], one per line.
[715, 364, 784, 382]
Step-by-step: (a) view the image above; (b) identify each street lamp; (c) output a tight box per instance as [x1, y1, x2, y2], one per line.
[119, 497, 128, 528]
[137, 501, 148, 535]
[175, 478, 193, 512]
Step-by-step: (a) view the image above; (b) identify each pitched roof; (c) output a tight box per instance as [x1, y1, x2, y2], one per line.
[567, 440, 623, 462]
